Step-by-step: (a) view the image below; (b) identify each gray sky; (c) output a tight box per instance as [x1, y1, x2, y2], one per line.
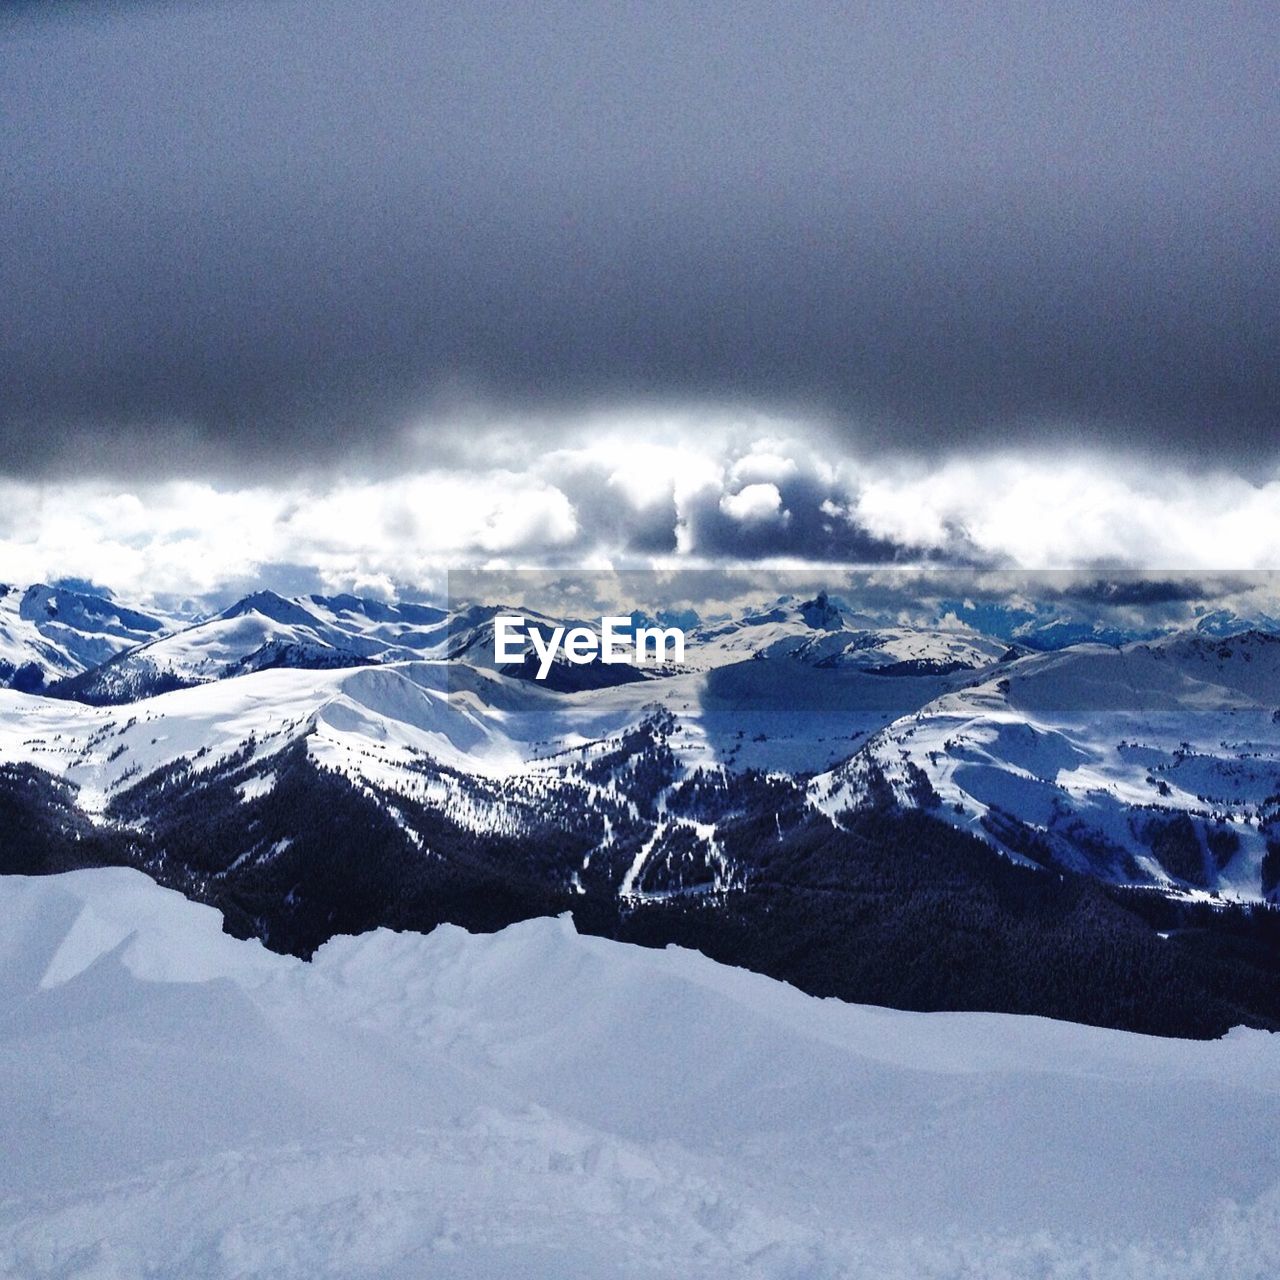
[2, 0, 1277, 482]
[1, 1, 1278, 594]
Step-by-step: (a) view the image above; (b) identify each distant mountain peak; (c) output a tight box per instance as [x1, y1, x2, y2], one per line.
[220, 590, 323, 628]
[798, 589, 844, 631]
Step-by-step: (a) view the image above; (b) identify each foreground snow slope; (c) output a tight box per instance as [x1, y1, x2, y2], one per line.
[2, 869, 1279, 1279]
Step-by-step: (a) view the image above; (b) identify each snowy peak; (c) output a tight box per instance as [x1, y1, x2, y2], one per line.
[46, 590, 457, 705]
[687, 592, 1011, 676]
[18, 583, 165, 640]
[798, 589, 845, 630]
[306, 593, 447, 629]
[0, 582, 172, 692]
[1147, 627, 1280, 664]
[813, 629, 1280, 898]
[219, 590, 326, 629]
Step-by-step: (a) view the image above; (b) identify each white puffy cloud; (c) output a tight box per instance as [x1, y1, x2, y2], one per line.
[0, 471, 578, 605]
[847, 454, 1280, 569]
[728, 448, 800, 487]
[719, 483, 786, 523]
[2, 412, 1277, 606]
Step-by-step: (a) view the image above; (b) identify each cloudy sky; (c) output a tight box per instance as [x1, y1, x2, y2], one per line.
[1, 0, 1276, 602]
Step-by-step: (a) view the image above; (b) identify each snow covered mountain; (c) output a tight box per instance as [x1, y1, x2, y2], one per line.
[9, 601, 1277, 897]
[30, 586, 1024, 703]
[931, 590, 1280, 652]
[813, 629, 1280, 896]
[2, 582, 1279, 1037]
[683, 592, 1021, 673]
[49, 589, 449, 703]
[2, 620, 1279, 1035]
[2, 866, 1278, 1279]
[0, 582, 173, 691]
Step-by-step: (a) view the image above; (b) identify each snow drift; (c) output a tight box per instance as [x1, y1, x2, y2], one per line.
[1, 869, 1279, 1278]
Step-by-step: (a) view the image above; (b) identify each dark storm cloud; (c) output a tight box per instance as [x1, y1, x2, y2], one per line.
[490, 464, 918, 566]
[1, 0, 1277, 478]
[681, 471, 908, 563]
[1045, 578, 1211, 606]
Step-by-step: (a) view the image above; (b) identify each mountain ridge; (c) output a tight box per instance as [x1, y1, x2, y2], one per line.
[3, 580, 1279, 1038]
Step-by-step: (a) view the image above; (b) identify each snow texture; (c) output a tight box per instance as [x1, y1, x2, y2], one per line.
[1, 868, 1278, 1278]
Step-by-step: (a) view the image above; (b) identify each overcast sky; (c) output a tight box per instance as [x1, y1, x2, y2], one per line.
[1, 1, 1276, 592]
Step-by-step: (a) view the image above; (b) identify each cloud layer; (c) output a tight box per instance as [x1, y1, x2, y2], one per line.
[3, 417, 1279, 606]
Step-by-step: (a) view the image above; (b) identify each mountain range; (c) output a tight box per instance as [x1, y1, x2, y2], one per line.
[2, 579, 1278, 1039]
